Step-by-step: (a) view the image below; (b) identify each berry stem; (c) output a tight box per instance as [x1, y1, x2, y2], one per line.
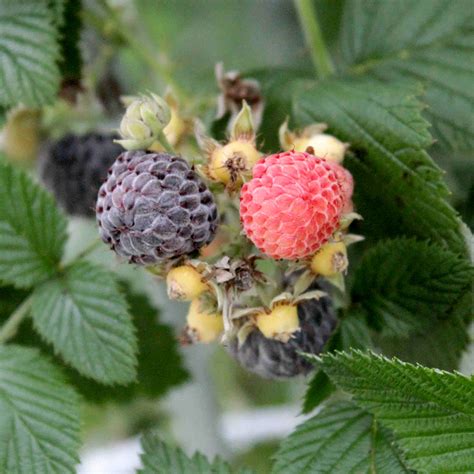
[293, 0, 335, 79]
[156, 130, 176, 154]
[0, 296, 32, 344]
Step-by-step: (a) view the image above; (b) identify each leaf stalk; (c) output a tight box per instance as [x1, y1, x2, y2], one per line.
[294, 0, 335, 78]
[0, 296, 33, 344]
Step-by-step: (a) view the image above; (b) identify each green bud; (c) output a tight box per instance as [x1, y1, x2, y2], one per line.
[116, 93, 171, 150]
[230, 100, 255, 141]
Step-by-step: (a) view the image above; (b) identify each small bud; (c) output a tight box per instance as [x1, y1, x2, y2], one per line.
[1, 107, 41, 163]
[296, 134, 348, 164]
[310, 241, 348, 276]
[182, 299, 224, 344]
[279, 121, 327, 151]
[208, 140, 261, 187]
[256, 303, 300, 343]
[163, 91, 189, 146]
[278, 119, 294, 151]
[167, 265, 209, 301]
[230, 100, 255, 141]
[116, 93, 171, 150]
[279, 122, 348, 163]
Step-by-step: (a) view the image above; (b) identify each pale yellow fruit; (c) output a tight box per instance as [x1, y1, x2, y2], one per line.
[294, 134, 346, 164]
[167, 265, 208, 301]
[310, 241, 348, 276]
[209, 140, 260, 184]
[256, 304, 299, 342]
[2, 109, 41, 163]
[186, 299, 224, 343]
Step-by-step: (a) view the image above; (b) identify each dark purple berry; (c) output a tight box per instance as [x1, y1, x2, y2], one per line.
[97, 151, 219, 265]
[39, 132, 122, 217]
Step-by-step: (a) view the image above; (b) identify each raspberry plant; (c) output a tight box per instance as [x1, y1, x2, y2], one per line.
[0, 0, 473, 473]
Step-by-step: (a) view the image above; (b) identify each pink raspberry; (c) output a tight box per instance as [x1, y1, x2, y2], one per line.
[327, 161, 354, 212]
[240, 151, 345, 260]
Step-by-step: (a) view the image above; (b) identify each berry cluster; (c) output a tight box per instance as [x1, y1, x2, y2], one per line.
[41, 79, 361, 379]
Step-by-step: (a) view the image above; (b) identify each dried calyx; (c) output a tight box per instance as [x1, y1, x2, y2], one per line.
[215, 62, 264, 131]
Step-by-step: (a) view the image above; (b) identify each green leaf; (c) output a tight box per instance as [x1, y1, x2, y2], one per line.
[293, 80, 467, 255]
[320, 350, 474, 472]
[302, 369, 335, 414]
[273, 401, 409, 474]
[0, 345, 80, 473]
[339, 0, 474, 152]
[139, 432, 254, 474]
[376, 311, 470, 371]
[339, 310, 374, 350]
[66, 286, 188, 402]
[0, 285, 187, 402]
[48, 0, 65, 27]
[352, 238, 474, 337]
[0, 285, 29, 319]
[0, 0, 61, 107]
[0, 158, 67, 288]
[30, 260, 138, 385]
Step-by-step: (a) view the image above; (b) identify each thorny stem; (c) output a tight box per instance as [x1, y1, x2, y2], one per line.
[294, 0, 335, 78]
[0, 296, 33, 344]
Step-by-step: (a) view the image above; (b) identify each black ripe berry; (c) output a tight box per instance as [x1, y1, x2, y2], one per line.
[227, 281, 337, 379]
[39, 132, 122, 217]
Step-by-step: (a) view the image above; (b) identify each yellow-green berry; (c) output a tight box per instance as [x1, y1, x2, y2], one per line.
[167, 265, 209, 301]
[256, 304, 299, 342]
[294, 134, 347, 164]
[185, 299, 224, 343]
[209, 140, 260, 185]
[310, 241, 348, 276]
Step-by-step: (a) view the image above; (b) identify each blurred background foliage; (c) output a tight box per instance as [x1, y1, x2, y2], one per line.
[1, 0, 472, 472]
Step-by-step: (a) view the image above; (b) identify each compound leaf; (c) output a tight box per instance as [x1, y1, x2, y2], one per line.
[352, 238, 474, 337]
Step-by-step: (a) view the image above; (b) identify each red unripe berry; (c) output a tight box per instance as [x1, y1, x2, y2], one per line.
[240, 151, 345, 260]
